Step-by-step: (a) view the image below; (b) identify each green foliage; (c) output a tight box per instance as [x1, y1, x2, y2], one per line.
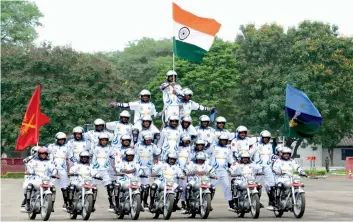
[1, 43, 131, 152]
[1, 1, 43, 46]
[1, 172, 25, 179]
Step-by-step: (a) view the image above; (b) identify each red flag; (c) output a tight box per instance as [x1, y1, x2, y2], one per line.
[15, 85, 51, 151]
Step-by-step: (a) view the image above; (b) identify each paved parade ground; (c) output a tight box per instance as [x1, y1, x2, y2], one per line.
[1, 176, 352, 221]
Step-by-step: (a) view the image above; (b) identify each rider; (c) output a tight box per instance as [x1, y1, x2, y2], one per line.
[272, 147, 307, 183]
[22, 146, 40, 208]
[67, 126, 91, 165]
[106, 110, 134, 147]
[91, 133, 115, 209]
[114, 149, 140, 213]
[109, 89, 158, 124]
[252, 130, 276, 209]
[214, 116, 231, 143]
[195, 115, 216, 155]
[84, 118, 113, 152]
[48, 132, 70, 209]
[177, 134, 193, 210]
[24, 147, 56, 212]
[229, 152, 262, 210]
[158, 115, 182, 161]
[160, 70, 183, 109]
[68, 151, 98, 212]
[131, 115, 160, 145]
[210, 134, 235, 211]
[189, 139, 211, 166]
[178, 88, 215, 118]
[230, 126, 256, 161]
[178, 116, 197, 141]
[183, 152, 217, 215]
[135, 132, 161, 209]
[150, 152, 184, 212]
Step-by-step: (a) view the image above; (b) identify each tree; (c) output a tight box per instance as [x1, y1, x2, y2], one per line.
[1, 43, 132, 153]
[1, 1, 43, 46]
[235, 21, 353, 158]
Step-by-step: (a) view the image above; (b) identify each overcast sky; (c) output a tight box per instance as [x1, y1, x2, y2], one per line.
[34, 0, 353, 53]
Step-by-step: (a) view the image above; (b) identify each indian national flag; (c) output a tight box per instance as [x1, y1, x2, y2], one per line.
[172, 3, 221, 63]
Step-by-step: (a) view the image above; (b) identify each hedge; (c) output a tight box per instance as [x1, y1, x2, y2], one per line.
[1, 172, 25, 179]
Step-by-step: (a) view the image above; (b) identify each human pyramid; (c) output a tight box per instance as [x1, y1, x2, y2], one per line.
[21, 70, 308, 219]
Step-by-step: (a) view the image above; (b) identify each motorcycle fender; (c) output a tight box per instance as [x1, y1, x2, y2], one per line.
[203, 189, 211, 194]
[43, 190, 52, 195]
[166, 190, 175, 195]
[250, 189, 259, 195]
[85, 190, 93, 195]
[132, 189, 140, 195]
[295, 188, 305, 194]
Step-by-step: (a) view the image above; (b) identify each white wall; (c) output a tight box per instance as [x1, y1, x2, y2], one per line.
[291, 141, 323, 168]
[322, 147, 353, 167]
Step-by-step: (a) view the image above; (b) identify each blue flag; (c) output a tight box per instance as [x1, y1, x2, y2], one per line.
[210, 109, 217, 122]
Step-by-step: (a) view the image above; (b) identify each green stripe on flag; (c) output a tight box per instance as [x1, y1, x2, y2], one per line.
[284, 114, 321, 139]
[173, 37, 207, 63]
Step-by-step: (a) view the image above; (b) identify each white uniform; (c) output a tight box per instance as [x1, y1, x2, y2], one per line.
[135, 142, 161, 185]
[26, 157, 55, 190]
[152, 162, 183, 192]
[230, 137, 257, 161]
[178, 125, 197, 140]
[158, 126, 182, 161]
[229, 162, 262, 184]
[133, 123, 160, 143]
[195, 126, 216, 154]
[160, 82, 183, 108]
[210, 144, 234, 201]
[177, 145, 192, 200]
[23, 155, 39, 193]
[69, 162, 96, 186]
[117, 101, 158, 124]
[67, 138, 91, 164]
[109, 144, 131, 181]
[106, 121, 133, 147]
[252, 141, 276, 190]
[272, 158, 305, 183]
[91, 145, 113, 186]
[48, 143, 70, 188]
[178, 100, 211, 118]
[115, 158, 140, 189]
[84, 130, 114, 152]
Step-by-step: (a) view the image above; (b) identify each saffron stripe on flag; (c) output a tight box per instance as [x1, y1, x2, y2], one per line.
[172, 3, 221, 36]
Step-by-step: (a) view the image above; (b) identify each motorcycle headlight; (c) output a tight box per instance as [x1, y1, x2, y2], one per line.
[131, 178, 139, 185]
[85, 179, 92, 185]
[201, 177, 210, 185]
[293, 179, 300, 184]
[248, 180, 255, 185]
[42, 179, 50, 184]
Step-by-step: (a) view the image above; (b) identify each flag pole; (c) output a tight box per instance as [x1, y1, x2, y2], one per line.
[173, 53, 175, 71]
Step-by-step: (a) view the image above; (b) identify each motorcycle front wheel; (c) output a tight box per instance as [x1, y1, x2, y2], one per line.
[250, 193, 260, 219]
[41, 194, 53, 221]
[293, 193, 305, 218]
[82, 194, 93, 220]
[130, 194, 141, 220]
[163, 193, 174, 220]
[200, 193, 211, 219]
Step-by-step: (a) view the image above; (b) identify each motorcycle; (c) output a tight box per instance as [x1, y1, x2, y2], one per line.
[271, 174, 306, 218]
[150, 175, 177, 220]
[20, 175, 56, 221]
[110, 174, 142, 220]
[184, 175, 213, 219]
[65, 174, 95, 220]
[230, 174, 261, 219]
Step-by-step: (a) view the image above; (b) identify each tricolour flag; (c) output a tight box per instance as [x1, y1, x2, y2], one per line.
[172, 3, 221, 63]
[284, 84, 323, 138]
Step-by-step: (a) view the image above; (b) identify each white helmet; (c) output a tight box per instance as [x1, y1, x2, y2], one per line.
[140, 89, 151, 96]
[195, 139, 206, 145]
[94, 118, 105, 126]
[31, 146, 41, 155]
[142, 115, 152, 122]
[124, 148, 135, 158]
[195, 152, 207, 161]
[120, 134, 131, 141]
[199, 115, 210, 122]
[167, 151, 178, 159]
[72, 126, 84, 134]
[119, 110, 131, 118]
[55, 132, 67, 140]
[282, 147, 292, 155]
[216, 116, 226, 123]
[240, 152, 251, 158]
[236, 126, 248, 133]
[166, 70, 177, 76]
[276, 145, 284, 153]
[98, 133, 109, 140]
[79, 151, 90, 158]
[181, 134, 191, 142]
[218, 133, 229, 141]
[142, 132, 153, 140]
[260, 130, 271, 138]
[182, 116, 192, 123]
[183, 88, 193, 96]
[169, 115, 179, 122]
